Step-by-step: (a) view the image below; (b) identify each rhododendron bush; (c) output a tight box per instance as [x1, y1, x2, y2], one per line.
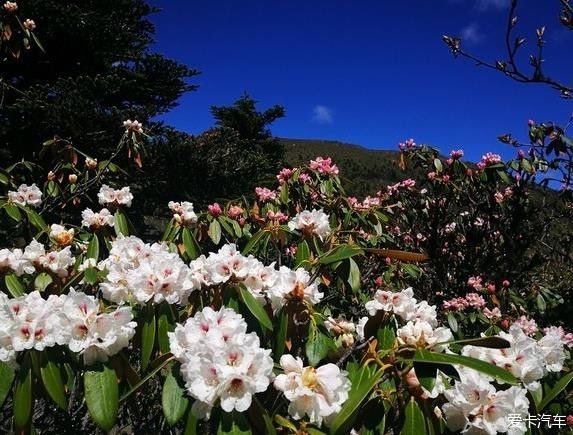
[1, 6, 573, 435]
[0, 120, 572, 434]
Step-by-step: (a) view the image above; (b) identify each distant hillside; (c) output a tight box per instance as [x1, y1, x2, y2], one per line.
[280, 138, 410, 197]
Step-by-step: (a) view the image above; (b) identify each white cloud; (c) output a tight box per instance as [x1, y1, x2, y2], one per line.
[312, 105, 333, 124]
[460, 23, 484, 44]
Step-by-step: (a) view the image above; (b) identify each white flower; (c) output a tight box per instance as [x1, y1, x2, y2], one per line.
[49, 224, 75, 246]
[3, 1, 17, 13]
[288, 209, 331, 240]
[267, 266, 323, 312]
[21, 240, 74, 277]
[168, 307, 273, 419]
[274, 355, 351, 427]
[23, 18, 36, 31]
[396, 320, 452, 351]
[81, 208, 115, 229]
[123, 119, 143, 133]
[324, 317, 355, 336]
[98, 236, 196, 305]
[8, 183, 42, 208]
[462, 324, 546, 390]
[356, 317, 368, 340]
[537, 330, 566, 373]
[442, 368, 529, 435]
[97, 185, 133, 207]
[168, 201, 198, 226]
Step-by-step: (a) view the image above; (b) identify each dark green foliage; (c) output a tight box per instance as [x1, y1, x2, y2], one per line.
[0, 0, 199, 163]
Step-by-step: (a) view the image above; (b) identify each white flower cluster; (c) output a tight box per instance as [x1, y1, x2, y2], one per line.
[0, 240, 74, 278]
[189, 244, 323, 312]
[81, 208, 115, 229]
[49, 224, 75, 246]
[168, 201, 198, 226]
[365, 287, 452, 349]
[123, 119, 143, 134]
[0, 289, 136, 366]
[169, 307, 274, 419]
[97, 236, 195, 305]
[463, 323, 567, 391]
[288, 209, 331, 240]
[274, 355, 351, 427]
[97, 185, 133, 208]
[442, 367, 529, 435]
[7, 183, 42, 208]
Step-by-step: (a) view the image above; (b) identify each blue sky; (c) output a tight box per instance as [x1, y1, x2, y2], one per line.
[149, 0, 573, 162]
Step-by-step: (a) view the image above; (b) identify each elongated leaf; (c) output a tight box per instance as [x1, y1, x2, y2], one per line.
[0, 361, 15, 408]
[318, 244, 363, 265]
[162, 369, 189, 426]
[538, 371, 573, 411]
[114, 210, 129, 236]
[140, 306, 156, 372]
[34, 272, 53, 292]
[347, 258, 361, 292]
[5, 273, 25, 297]
[184, 411, 199, 435]
[377, 325, 396, 350]
[26, 209, 48, 231]
[446, 313, 458, 333]
[157, 302, 175, 354]
[411, 349, 518, 385]
[40, 357, 67, 409]
[330, 365, 385, 435]
[209, 220, 222, 245]
[5, 203, 21, 222]
[238, 285, 272, 331]
[274, 309, 288, 360]
[87, 234, 99, 260]
[217, 410, 252, 434]
[84, 364, 119, 431]
[242, 230, 268, 255]
[364, 248, 429, 263]
[13, 358, 32, 431]
[306, 331, 334, 366]
[182, 228, 201, 260]
[439, 336, 510, 349]
[295, 240, 311, 268]
[401, 398, 427, 435]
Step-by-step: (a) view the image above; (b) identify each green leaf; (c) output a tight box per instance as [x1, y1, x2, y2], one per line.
[217, 410, 252, 434]
[401, 398, 427, 435]
[34, 272, 53, 292]
[446, 312, 458, 333]
[346, 258, 361, 292]
[184, 411, 199, 435]
[274, 309, 288, 360]
[209, 219, 222, 245]
[411, 349, 518, 385]
[242, 230, 268, 255]
[238, 284, 273, 331]
[377, 325, 396, 350]
[5, 203, 21, 222]
[438, 336, 510, 349]
[538, 371, 573, 411]
[13, 357, 33, 432]
[0, 361, 15, 408]
[433, 158, 443, 173]
[279, 183, 289, 204]
[84, 267, 98, 284]
[84, 363, 119, 431]
[40, 355, 67, 409]
[162, 369, 189, 426]
[306, 330, 334, 366]
[182, 228, 201, 260]
[140, 306, 156, 372]
[157, 302, 175, 354]
[114, 210, 129, 236]
[25, 209, 48, 231]
[87, 234, 99, 260]
[5, 273, 25, 297]
[330, 365, 385, 435]
[318, 244, 363, 265]
[295, 240, 311, 268]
